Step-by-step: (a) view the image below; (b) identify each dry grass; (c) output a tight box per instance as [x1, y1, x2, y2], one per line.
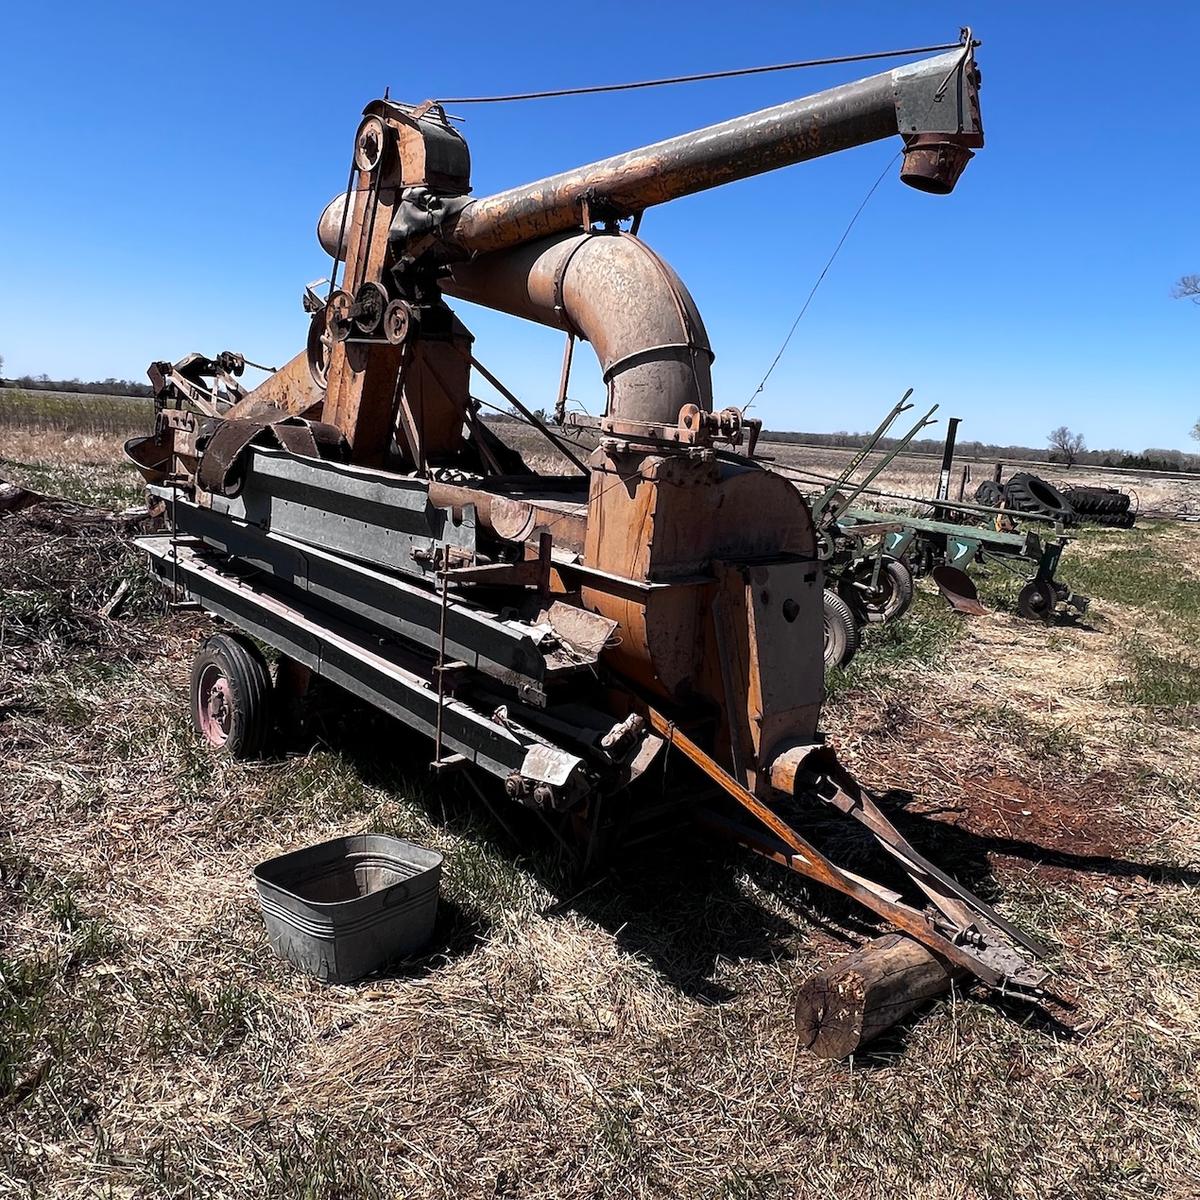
[3, 431, 1200, 1198]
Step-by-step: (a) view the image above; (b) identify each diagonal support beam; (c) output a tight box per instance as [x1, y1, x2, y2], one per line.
[646, 708, 1006, 986]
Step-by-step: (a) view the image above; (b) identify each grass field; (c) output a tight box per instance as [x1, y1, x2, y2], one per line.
[0, 390, 153, 436]
[3, 420, 1200, 1198]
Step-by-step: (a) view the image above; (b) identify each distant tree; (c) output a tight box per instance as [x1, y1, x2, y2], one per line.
[1192, 419, 1200, 442]
[0, 353, 5, 377]
[1048, 425, 1086, 467]
[1174, 274, 1200, 304]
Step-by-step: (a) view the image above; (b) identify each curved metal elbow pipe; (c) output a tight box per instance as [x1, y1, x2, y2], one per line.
[441, 231, 714, 428]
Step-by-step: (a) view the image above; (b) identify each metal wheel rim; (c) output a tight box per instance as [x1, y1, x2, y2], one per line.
[1019, 580, 1054, 620]
[860, 570, 897, 616]
[196, 663, 233, 747]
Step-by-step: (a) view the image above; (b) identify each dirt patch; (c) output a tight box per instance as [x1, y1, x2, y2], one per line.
[945, 768, 1152, 884]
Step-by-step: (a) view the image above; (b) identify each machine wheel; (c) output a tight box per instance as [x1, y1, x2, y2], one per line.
[382, 299, 413, 346]
[190, 633, 272, 758]
[306, 307, 333, 390]
[823, 590, 860, 670]
[1016, 579, 1056, 622]
[353, 281, 389, 333]
[973, 480, 1004, 507]
[843, 557, 915, 625]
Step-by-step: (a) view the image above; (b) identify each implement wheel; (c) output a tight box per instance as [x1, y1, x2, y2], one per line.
[823, 590, 860, 670]
[190, 633, 272, 758]
[1016, 579, 1056, 622]
[844, 557, 915, 625]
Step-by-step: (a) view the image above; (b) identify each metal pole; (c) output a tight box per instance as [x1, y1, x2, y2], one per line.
[433, 548, 449, 768]
[554, 333, 575, 426]
[936, 417, 961, 502]
[814, 388, 914, 517]
[442, 48, 981, 257]
[470, 355, 590, 474]
[834, 406, 939, 513]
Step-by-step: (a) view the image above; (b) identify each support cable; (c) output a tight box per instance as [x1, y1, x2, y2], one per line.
[435, 36, 970, 105]
[745, 151, 899, 410]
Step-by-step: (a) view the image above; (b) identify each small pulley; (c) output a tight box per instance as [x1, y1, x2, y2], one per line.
[382, 299, 413, 346]
[326, 290, 355, 343]
[354, 281, 389, 333]
[307, 308, 335, 389]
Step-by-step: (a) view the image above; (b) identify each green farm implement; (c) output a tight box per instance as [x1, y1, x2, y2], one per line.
[780, 398, 1089, 665]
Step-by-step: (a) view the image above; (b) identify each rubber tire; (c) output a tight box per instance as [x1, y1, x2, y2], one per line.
[823, 589, 860, 670]
[190, 633, 272, 759]
[843, 557, 915, 625]
[973, 480, 1004, 507]
[1016, 579, 1056, 622]
[1091, 509, 1135, 529]
[1003, 472, 1073, 521]
[1065, 485, 1130, 516]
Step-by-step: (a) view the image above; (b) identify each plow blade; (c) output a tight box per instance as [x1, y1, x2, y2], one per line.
[932, 564, 988, 615]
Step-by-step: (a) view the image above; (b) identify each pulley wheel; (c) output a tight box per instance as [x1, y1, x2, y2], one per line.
[307, 307, 333, 390]
[382, 299, 413, 346]
[326, 289, 355, 343]
[354, 281, 389, 334]
[354, 115, 387, 172]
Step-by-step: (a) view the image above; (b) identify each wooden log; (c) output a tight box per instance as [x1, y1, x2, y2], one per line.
[793, 934, 961, 1058]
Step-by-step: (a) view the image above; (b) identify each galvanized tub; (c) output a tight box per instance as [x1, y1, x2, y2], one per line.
[253, 834, 443, 983]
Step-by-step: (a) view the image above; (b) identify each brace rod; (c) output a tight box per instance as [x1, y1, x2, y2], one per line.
[645, 708, 1003, 985]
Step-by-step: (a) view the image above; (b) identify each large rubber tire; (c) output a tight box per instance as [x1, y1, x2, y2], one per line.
[1090, 509, 1136, 528]
[1004, 472, 1073, 521]
[1064, 486, 1131, 517]
[822, 589, 860, 670]
[841, 557, 915, 625]
[190, 633, 272, 759]
[973, 480, 1004, 507]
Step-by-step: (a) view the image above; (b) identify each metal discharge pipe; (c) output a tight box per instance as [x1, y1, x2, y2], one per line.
[442, 231, 713, 425]
[441, 48, 982, 258]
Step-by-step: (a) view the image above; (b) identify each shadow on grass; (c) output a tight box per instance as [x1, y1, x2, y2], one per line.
[877, 787, 1200, 892]
[278, 691, 1197, 1058]
[293, 702, 835, 1004]
[368, 895, 490, 985]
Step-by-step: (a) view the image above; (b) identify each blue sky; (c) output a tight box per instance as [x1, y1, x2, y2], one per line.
[1, 3, 1196, 451]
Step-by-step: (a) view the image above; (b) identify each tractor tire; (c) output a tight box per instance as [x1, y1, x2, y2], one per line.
[1064, 486, 1131, 518]
[973, 480, 1004, 507]
[823, 589, 860, 670]
[1003, 473, 1073, 521]
[842, 557, 915, 625]
[1090, 509, 1136, 528]
[190, 633, 272, 759]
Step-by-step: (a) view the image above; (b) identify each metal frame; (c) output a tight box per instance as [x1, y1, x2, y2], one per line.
[161, 494, 597, 705]
[138, 535, 593, 802]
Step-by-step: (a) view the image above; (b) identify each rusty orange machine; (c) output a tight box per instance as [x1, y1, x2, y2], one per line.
[130, 34, 1051, 1044]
